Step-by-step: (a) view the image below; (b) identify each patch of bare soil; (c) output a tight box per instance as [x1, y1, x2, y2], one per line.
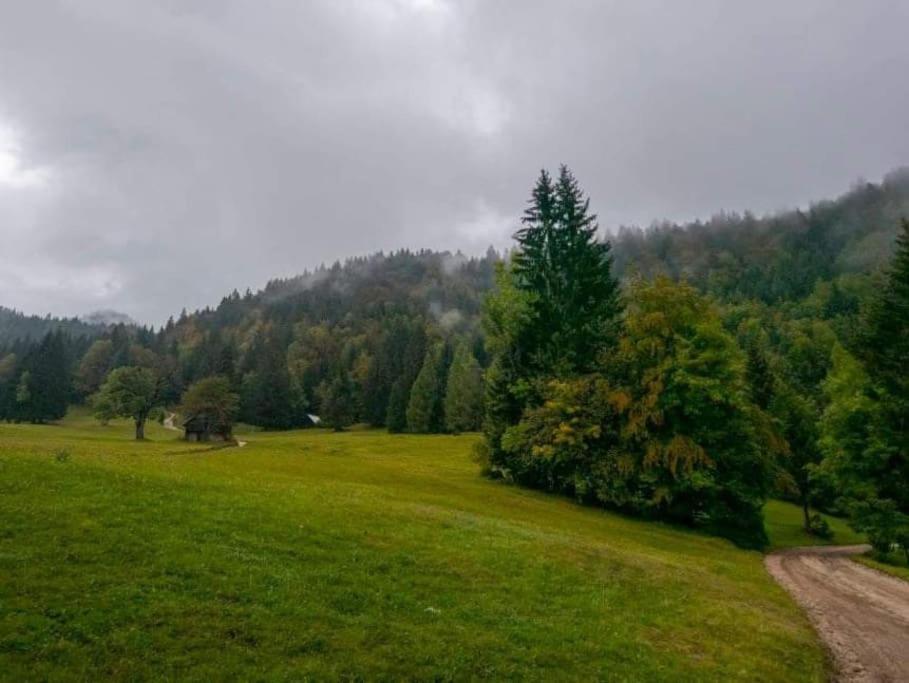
[765, 545, 909, 682]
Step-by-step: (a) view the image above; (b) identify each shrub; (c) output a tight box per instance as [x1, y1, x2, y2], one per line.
[806, 513, 832, 539]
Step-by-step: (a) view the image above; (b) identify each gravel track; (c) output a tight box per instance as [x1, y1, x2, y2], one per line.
[765, 545, 909, 682]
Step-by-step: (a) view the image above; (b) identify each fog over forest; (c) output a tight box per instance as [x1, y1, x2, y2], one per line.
[1, 1, 908, 323]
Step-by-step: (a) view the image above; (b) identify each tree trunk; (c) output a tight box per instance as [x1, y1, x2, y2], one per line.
[135, 418, 145, 440]
[802, 496, 811, 531]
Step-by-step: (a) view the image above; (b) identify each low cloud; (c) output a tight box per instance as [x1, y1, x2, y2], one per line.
[0, 1, 907, 324]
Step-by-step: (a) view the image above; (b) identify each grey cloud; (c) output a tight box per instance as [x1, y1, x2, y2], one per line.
[0, 0, 907, 323]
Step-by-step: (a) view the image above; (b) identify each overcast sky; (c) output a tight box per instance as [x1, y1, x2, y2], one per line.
[1, 1, 908, 324]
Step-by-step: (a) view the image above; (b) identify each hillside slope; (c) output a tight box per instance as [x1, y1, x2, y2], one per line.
[0, 415, 826, 681]
[612, 167, 909, 302]
[0, 306, 107, 345]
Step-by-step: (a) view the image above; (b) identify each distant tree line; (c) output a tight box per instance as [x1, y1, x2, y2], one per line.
[0, 250, 495, 435]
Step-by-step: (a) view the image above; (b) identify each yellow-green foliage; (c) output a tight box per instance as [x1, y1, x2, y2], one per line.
[0, 412, 826, 681]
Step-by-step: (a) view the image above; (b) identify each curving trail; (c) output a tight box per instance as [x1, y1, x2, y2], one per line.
[765, 545, 909, 682]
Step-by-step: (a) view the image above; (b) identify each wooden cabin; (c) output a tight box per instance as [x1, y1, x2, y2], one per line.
[182, 414, 233, 442]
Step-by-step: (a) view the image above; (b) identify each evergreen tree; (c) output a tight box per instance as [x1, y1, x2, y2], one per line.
[16, 331, 69, 423]
[406, 343, 446, 433]
[0, 352, 17, 420]
[827, 218, 909, 555]
[859, 218, 909, 400]
[444, 342, 484, 433]
[317, 372, 355, 431]
[864, 218, 909, 528]
[383, 320, 428, 433]
[361, 317, 412, 426]
[511, 165, 622, 374]
[386, 377, 410, 433]
[482, 166, 623, 475]
[240, 330, 298, 429]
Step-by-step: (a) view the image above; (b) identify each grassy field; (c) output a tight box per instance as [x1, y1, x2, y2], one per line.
[763, 499, 864, 550]
[1, 413, 829, 681]
[763, 491, 909, 583]
[855, 551, 909, 581]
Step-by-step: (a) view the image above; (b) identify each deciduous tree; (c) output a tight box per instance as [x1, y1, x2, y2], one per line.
[93, 366, 161, 440]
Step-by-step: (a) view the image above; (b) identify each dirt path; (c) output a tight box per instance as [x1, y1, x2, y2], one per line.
[765, 545, 909, 682]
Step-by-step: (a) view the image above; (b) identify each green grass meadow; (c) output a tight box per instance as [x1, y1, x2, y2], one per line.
[1, 413, 829, 681]
[763, 499, 864, 551]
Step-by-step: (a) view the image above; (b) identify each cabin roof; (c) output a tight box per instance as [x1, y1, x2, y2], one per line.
[181, 414, 231, 432]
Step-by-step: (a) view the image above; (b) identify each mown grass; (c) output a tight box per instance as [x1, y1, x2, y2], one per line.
[763, 489, 909, 584]
[0, 413, 827, 681]
[763, 499, 865, 551]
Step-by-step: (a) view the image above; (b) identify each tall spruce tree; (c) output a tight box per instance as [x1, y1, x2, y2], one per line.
[406, 343, 446, 433]
[362, 316, 413, 426]
[384, 321, 428, 433]
[444, 342, 484, 433]
[386, 377, 410, 433]
[511, 165, 622, 374]
[482, 166, 623, 474]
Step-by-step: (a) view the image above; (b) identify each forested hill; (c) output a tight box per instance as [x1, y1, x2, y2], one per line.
[0, 307, 109, 345]
[2, 169, 908, 434]
[181, 247, 498, 336]
[612, 167, 909, 302]
[4, 168, 906, 350]
[173, 167, 909, 341]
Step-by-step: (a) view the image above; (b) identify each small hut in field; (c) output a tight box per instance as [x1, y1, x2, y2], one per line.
[182, 414, 233, 442]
